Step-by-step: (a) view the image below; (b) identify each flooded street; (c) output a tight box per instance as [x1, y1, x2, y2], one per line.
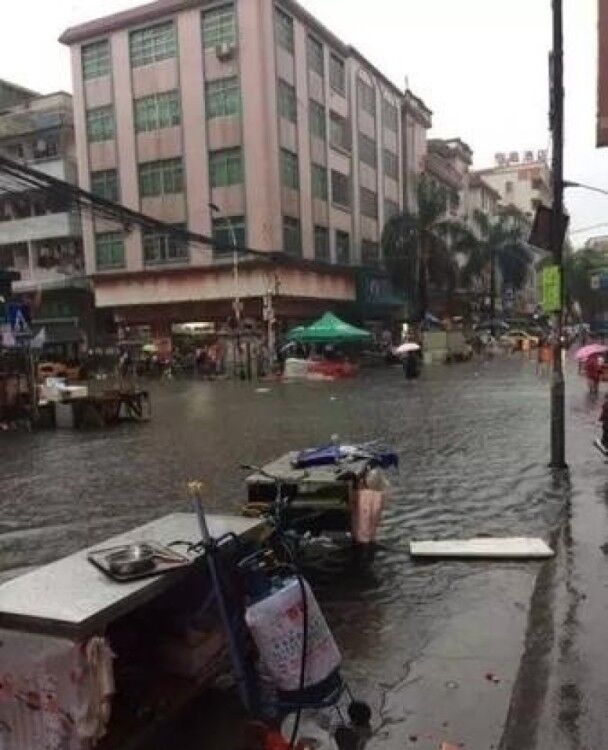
[1, 355, 606, 748]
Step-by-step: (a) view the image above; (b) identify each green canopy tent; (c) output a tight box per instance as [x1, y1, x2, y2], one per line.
[287, 312, 371, 344]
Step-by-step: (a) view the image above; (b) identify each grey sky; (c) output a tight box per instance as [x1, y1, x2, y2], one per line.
[0, 0, 604, 244]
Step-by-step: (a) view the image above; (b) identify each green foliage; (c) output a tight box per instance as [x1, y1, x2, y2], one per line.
[563, 246, 608, 319]
[381, 176, 470, 318]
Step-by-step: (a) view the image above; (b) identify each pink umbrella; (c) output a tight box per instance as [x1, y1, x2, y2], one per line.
[575, 343, 608, 361]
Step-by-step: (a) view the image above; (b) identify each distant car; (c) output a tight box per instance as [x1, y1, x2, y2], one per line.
[499, 330, 540, 350]
[38, 361, 86, 382]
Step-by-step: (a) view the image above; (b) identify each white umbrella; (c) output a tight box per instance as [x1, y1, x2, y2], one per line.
[394, 342, 421, 355]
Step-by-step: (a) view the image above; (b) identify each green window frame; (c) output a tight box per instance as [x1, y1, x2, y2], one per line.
[280, 149, 299, 189]
[275, 8, 294, 52]
[358, 79, 376, 117]
[360, 187, 378, 219]
[383, 99, 398, 132]
[209, 148, 243, 187]
[331, 170, 350, 208]
[330, 112, 350, 151]
[143, 224, 189, 265]
[311, 164, 327, 200]
[86, 106, 115, 143]
[309, 100, 326, 140]
[314, 225, 330, 262]
[95, 232, 125, 270]
[82, 40, 110, 80]
[205, 76, 241, 119]
[138, 158, 184, 197]
[278, 80, 297, 123]
[383, 148, 399, 180]
[134, 90, 181, 133]
[283, 216, 301, 256]
[130, 22, 177, 68]
[308, 35, 323, 75]
[90, 169, 119, 202]
[212, 216, 246, 256]
[329, 54, 345, 95]
[359, 133, 377, 168]
[336, 230, 350, 264]
[202, 4, 236, 48]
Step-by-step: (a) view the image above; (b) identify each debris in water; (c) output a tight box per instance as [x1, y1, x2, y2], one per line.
[485, 672, 501, 684]
[600, 542, 608, 555]
[408, 735, 418, 743]
[255, 388, 271, 394]
[445, 680, 459, 690]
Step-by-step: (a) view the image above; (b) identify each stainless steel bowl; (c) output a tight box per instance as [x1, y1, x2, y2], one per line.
[107, 543, 156, 576]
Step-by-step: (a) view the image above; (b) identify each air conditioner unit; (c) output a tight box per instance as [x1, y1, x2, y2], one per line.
[215, 42, 236, 60]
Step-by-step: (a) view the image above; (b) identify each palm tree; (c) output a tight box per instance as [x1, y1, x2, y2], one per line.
[382, 176, 469, 321]
[459, 209, 532, 327]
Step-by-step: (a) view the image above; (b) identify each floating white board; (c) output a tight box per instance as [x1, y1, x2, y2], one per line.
[593, 438, 608, 457]
[410, 537, 554, 560]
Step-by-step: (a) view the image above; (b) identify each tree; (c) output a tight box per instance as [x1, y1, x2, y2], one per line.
[382, 176, 469, 320]
[562, 246, 608, 321]
[459, 209, 532, 324]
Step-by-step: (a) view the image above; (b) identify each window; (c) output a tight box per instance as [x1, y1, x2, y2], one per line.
[358, 79, 376, 117]
[362, 240, 380, 266]
[95, 232, 124, 269]
[331, 170, 350, 208]
[531, 178, 543, 190]
[359, 133, 377, 168]
[90, 170, 119, 202]
[278, 80, 297, 123]
[311, 164, 327, 200]
[275, 8, 294, 52]
[330, 54, 345, 94]
[330, 112, 350, 151]
[206, 76, 240, 118]
[209, 148, 243, 187]
[143, 225, 189, 265]
[505, 180, 514, 194]
[212, 216, 246, 255]
[314, 226, 330, 262]
[280, 149, 299, 189]
[383, 148, 398, 180]
[283, 216, 301, 255]
[139, 158, 183, 197]
[135, 90, 181, 133]
[309, 100, 326, 140]
[384, 199, 399, 221]
[336, 230, 350, 264]
[202, 4, 236, 48]
[86, 106, 114, 143]
[360, 187, 378, 218]
[383, 99, 398, 132]
[82, 40, 110, 80]
[308, 36, 323, 75]
[130, 22, 177, 68]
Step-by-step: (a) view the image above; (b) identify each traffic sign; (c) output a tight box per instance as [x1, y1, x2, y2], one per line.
[542, 265, 561, 313]
[7, 303, 31, 336]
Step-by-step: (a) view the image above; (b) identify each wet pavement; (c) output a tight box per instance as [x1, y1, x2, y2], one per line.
[0, 354, 605, 748]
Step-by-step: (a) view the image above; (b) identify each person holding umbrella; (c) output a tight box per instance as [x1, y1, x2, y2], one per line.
[394, 341, 421, 379]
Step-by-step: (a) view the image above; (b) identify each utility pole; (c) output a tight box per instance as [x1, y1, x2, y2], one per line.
[550, 0, 567, 469]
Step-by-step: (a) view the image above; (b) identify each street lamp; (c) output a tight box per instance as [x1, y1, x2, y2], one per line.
[209, 202, 242, 375]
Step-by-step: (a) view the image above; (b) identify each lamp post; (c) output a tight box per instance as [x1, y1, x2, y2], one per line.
[549, 0, 566, 469]
[209, 203, 242, 375]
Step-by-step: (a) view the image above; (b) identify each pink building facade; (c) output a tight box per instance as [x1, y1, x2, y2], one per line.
[60, 0, 417, 331]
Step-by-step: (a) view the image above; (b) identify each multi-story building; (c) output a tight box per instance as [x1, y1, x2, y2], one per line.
[0, 81, 95, 356]
[402, 90, 432, 212]
[476, 152, 552, 221]
[60, 0, 413, 339]
[466, 172, 500, 222]
[424, 138, 473, 221]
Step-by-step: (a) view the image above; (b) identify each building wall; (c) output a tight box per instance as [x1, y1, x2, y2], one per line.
[479, 161, 552, 219]
[66, 0, 407, 293]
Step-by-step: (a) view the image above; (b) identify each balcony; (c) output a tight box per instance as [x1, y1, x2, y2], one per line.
[0, 212, 81, 245]
[4, 158, 78, 189]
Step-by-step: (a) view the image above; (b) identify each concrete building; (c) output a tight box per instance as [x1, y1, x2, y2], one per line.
[60, 0, 414, 338]
[476, 152, 552, 221]
[425, 138, 473, 221]
[0, 81, 95, 355]
[466, 172, 500, 222]
[402, 90, 432, 212]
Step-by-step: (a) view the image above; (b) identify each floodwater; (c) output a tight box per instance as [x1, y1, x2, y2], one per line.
[0, 355, 603, 748]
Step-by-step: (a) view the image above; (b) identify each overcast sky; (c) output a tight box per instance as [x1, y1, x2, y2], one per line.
[0, 0, 604, 245]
